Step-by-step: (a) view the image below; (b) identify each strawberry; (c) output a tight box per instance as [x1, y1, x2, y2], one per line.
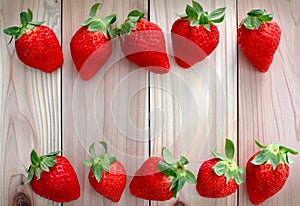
[246, 141, 298, 205]
[25, 150, 80, 202]
[3, 9, 63, 73]
[70, 3, 116, 80]
[196, 139, 244, 198]
[171, 1, 226, 68]
[238, 9, 281, 72]
[117, 10, 170, 74]
[83, 141, 126, 202]
[130, 147, 196, 201]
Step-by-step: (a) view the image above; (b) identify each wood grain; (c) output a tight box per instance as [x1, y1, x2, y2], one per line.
[149, 0, 237, 205]
[238, 0, 300, 205]
[0, 0, 299, 205]
[0, 0, 62, 205]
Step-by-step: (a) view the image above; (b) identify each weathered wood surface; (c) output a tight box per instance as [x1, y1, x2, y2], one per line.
[0, 0, 299, 205]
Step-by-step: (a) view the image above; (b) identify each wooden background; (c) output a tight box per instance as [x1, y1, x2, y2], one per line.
[0, 0, 299, 205]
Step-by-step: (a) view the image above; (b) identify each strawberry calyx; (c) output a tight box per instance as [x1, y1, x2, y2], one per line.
[83, 141, 116, 182]
[158, 147, 196, 198]
[212, 139, 245, 185]
[80, 3, 117, 39]
[111, 9, 144, 39]
[3, 9, 44, 44]
[240, 9, 273, 30]
[179, 0, 226, 31]
[251, 141, 298, 169]
[25, 150, 61, 184]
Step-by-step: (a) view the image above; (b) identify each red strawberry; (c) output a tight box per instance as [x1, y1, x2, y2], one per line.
[70, 3, 116, 80]
[83, 142, 126, 202]
[25, 150, 80, 202]
[238, 9, 281, 72]
[117, 10, 170, 74]
[171, 1, 226, 68]
[3, 9, 63, 73]
[246, 141, 298, 205]
[130, 147, 196, 201]
[196, 139, 244, 198]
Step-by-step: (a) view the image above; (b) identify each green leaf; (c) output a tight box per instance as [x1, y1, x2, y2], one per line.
[26, 24, 35, 30]
[279, 146, 298, 155]
[109, 156, 116, 164]
[93, 164, 103, 182]
[177, 177, 186, 191]
[102, 158, 111, 172]
[225, 170, 234, 184]
[162, 147, 176, 165]
[225, 138, 235, 159]
[99, 141, 108, 154]
[82, 159, 93, 167]
[89, 143, 96, 159]
[158, 161, 177, 177]
[255, 141, 268, 149]
[127, 10, 144, 20]
[213, 161, 227, 176]
[27, 9, 33, 22]
[251, 17, 261, 29]
[102, 14, 117, 25]
[251, 149, 271, 165]
[270, 153, 280, 169]
[43, 157, 56, 167]
[20, 11, 28, 26]
[209, 7, 226, 19]
[259, 14, 273, 22]
[170, 177, 178, 190]
[247, 9, 265, 17]
[40, 162, 49, 172]
[243, 17, 254, 30]
[190, 18, 199, 26]
[25, 167, 34, 184]
[3, 27, 20, 36]
[35, 167, 41, 180]
[179, 156, 189, 165]
[88, 21, 105, 32]
[212, 151, 227, 161]
[29, 21, 45, 26]
[80, 17, 97, 27]
[211, 15, 225, 24]
[31, 150, 40, 167]
[185, 170, 197, 184]
[89, 3, 101, 17]
[199, 13, 209, 25]
[234, 170, 244, 185]
[47, 151, 61, 157]
[122, 22, 131, 35]
[192, 1, 203, 12]
[186, 5, 198, 18]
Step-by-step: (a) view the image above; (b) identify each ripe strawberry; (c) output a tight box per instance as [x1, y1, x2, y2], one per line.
[196, 139, 244, 198]
[238, 9, 281, 72]
[130, 147, 196, 201]
[171, 1, 226, 68]
[117, 10, 170, 74]
[70, 3, 116, 80]
[3, 9, 63, 73]
[83, 141, 126, 202]
[25, 150, 80, 202]
[246, 141, 298, 205]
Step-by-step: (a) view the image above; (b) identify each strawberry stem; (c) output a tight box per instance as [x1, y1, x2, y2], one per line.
[179, 0, 226, 31]
[80, 3, 117, 39]
[251, 141, 298, 169]
[25, 150, 60, 184]
[83, 141, 116, 182]
[212, 138, 244, 185]
[240, 9, 273, 30]
[3, 8, 44, 43]
[158, 147, 196, 198]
